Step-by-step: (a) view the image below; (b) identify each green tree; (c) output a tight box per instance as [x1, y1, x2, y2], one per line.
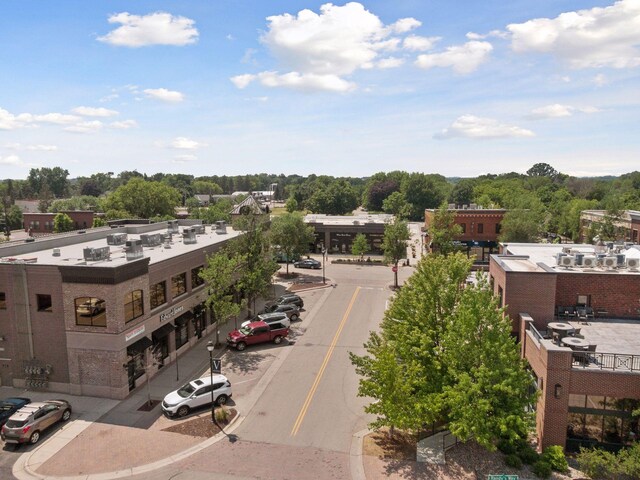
[306, 180, 359, 215]
[351, 233, 369, 260]
[53, 213, 74, 233]
[526, 162, 559, 180]
[93, 217, 106, 228]
[285, 196, 298, 213]
[401, 173, 450, 221]
[189, 199, 233, 224]
[382, 191, 410, 219]
[350, 253, 535, 448]
[49, 196, 102, 213]
[499, 209, 541, 243]
[200, 249, 246, 346]
[192, 180, 222, 195]
[381, 218, 410, 289]
[103, 178, 180, 219]
[428, 204, 463, 256]
[28, 167, 70, 198]
[270, 213, 315, 275]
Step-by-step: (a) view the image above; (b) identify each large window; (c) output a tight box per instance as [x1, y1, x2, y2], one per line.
[150, 281, 166, 310]
[191, 266, 204, 288]
[175, 318, 189, 349]
[75, 297, 107, 327]
[171, 273, 187, 299]
[0, 292, 5, 309]
[37, 294, 52, 312]
[124, 290, 144, 323]
[477, 223, 484, 234]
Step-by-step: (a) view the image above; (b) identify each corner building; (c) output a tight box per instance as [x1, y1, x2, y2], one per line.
[0, 221, 241, 399]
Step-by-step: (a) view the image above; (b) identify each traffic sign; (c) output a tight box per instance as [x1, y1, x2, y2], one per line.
[392, 266, 398, 272]
[211, 358, 222, 374]
[487, 475, 518, 480]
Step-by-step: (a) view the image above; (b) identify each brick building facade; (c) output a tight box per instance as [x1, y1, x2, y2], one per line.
[0, 220, 241, 399]
[23, 210, 96, 235]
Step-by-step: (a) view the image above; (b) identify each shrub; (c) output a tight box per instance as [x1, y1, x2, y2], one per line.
[541, 445, 569, 473]
[504, 453, 522, 469]
[619, 442, 640, 478]
[517, 445, 540, 465]
[214, 406, 230, 423]
[577, 447, 620, 479]
[532, 460, 552, 478]
[497, 439, 517, 455]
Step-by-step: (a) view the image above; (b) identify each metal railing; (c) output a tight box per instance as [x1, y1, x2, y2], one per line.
[572, 351, 640, 373]
[528, 323, 544, 343]
[443, 431, 459, 452]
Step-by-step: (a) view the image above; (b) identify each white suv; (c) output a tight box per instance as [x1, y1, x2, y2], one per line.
[242, 312, 291, 329]
[162, 374, 232, 418]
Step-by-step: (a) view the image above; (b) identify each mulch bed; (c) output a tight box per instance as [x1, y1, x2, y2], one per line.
[162, 408, 237, 438]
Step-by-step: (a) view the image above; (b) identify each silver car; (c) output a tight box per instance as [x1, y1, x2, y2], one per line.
[1, 399, 72, 446]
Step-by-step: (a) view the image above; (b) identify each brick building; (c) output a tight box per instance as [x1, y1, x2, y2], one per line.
[490, 242, 640, 451]
[0, 220, 241, 399]
[304, 213, 393, 255]
[23, 210, 96, 235]
[424, 205, 505, 264]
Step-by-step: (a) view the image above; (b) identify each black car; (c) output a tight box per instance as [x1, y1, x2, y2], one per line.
[294, 258, 321, 269]
[0, 397, 31, 427]
[260, 303, 301, 320]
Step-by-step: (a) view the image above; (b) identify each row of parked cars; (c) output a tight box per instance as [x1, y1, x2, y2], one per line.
[0, 397, 72, 447]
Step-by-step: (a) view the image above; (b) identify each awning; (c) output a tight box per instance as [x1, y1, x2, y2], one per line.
[127, 336, 153, 352]
[175, 311, 194, 325]
[152, 323, 175, 342]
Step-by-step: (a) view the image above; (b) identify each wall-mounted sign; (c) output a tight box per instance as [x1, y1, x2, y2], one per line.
[125, 324, 145, 342]
[160, 305, 185, 322]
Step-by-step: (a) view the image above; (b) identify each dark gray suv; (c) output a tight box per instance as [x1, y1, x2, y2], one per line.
[260, 303, 300, 321]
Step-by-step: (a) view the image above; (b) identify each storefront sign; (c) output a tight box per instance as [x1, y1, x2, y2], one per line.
[125, 324, 145, 342]
[160, 305, 185, 322]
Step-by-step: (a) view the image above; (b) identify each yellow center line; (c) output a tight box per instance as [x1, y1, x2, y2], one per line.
[290, 286, 361, 437]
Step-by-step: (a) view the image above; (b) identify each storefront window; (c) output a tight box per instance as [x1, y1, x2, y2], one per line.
[191, 266, 204, 288]
[171, 273, 187, 299]
[175, 318, 189, 349]
[150, 281, 166, 310]
[75, 297, 107, 327]
[124, 290, 144, 323]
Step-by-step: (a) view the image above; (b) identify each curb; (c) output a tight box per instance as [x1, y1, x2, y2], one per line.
[350, 428, 370, 480]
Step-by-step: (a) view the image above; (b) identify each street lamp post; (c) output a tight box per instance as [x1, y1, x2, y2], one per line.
[322, 247, 326, 284]
[206, 340, 215, 423]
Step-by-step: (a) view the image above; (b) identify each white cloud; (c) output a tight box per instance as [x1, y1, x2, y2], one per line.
[593, 73, 608, 86]
[0, 108, 34, 129]
[466, 30, 508, 40]
[234, 2, 426, 92]
[402, 35, 440, 52]
[415, 41, 493, 74]
[99, 93, 119, 103]
[170, 137, 207, 150]
[375, 57, 405, 69]
[435, 115, 535, 139]
[110, 120, 138, 129]
[72, 106, 119, 117]
[0, 154, 22, 165]
[527, 103, 600, 119]
[174, 154, 197, 163]
[143, 88, 185, 103]
[98, 11, 199, 47]
[34, 113, 81, 125]
[507, 0, 640, 69]
[25, 144, 58, 151]
[64, 121, 103, 133]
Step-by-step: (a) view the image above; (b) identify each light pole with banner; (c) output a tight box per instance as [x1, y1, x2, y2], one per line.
[206, 341, 215, 423]
[322, 247, 327, 284]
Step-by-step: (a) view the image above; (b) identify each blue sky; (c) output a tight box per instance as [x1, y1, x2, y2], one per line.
[1, 1, 639, 179]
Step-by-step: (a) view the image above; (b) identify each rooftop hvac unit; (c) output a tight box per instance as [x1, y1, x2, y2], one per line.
[582, 256, 597, 268]
[627, 258, 640, 270]
[125, 239, 143, 261]
[83, 246, 110, 261]
[182, 227, 197, 245]
[559, 255, 575, 267]
[556, 252, 567, 265]
[574, 253, 585, 266]
[215, 221, 227, 234]
[616, 254, 626, 266]
[107, 233, 127, 245]
[52, 248, 61, 257]
[602, 256, 617, 268]
[141, 233, 163, 247]
[193, 224, 205, 234]
[167, 220, 179, 234]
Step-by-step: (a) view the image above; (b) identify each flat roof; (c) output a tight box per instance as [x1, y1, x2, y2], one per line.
[495, 242, 640, 274]
[304, 213, 393, 225]
[541, 319, 640, 357]
[0, 222, 241, 268]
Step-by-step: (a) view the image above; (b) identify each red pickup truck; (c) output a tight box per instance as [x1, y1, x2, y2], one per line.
[227, 320, 289, 351]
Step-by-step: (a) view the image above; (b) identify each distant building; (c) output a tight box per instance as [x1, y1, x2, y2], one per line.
[23, 211, 95, 235]
[580, 210, 640, 243]
[304, 214, 393, 255]
[490, 242, 640, 451]
[230, 195, 265, 224]
[424, 204, 506, 263]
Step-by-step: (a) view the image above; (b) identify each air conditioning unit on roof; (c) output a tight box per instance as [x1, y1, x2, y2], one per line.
[602, 256, 617, 268]
[627, 257, 640, 270]
[582, 256, 597, 268]
[560, 255, 575, 267]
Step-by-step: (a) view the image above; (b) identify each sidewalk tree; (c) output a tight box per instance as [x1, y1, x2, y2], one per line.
[428, 203, 463, 256]
[350, 253, 535, 448]
[381, 217, 410, 288]
[201, 249, 247, 345]
[269, 212, 315, 275]
[351, 233, 369, 261]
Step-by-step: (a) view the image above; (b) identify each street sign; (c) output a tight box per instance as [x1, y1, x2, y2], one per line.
[211, 358, 222, 374]
[487, 475, 518, 480]
[392, 266, 398, 272]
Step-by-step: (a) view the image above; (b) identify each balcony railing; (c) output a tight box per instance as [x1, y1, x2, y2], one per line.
[572, 352, 640, 373]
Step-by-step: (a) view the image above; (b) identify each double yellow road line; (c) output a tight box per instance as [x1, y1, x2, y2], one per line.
[290, 286, 361, 437]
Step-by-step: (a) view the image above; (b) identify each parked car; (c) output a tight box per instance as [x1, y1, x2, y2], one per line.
[294, 258, 321, 269]
[0, 397, 31, 427]
[270, 294, 304, 309]
[227, 320, 289, 351]
[259, 303, 301, 321]
[243, 312, 291, 329]
[1, 399, 71, 446]
[162, 374, 232, 418]
[76, 298, 106, 316]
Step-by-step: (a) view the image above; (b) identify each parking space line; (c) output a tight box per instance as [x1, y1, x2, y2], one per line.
[290, 286, 361, 437]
